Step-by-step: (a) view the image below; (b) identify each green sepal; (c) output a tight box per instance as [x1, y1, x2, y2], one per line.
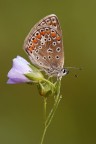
[37, 82, 55, 97]
[24, 64, 44, 83]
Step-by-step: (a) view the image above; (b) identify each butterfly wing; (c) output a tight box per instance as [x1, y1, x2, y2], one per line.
[23, 14, 64, 75]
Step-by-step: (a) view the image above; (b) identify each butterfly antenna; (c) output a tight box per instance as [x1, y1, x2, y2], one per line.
[65, 66, 82, 70]
[64, 66, 82, 78]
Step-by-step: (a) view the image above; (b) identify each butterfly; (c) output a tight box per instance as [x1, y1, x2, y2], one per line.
[23, 14, 68, 78]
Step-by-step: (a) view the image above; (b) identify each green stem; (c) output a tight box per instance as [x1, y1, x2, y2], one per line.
[40, 98, 47, 144]
[45, 80, 61, 125]
[44, 98, 47, 124]
[40, 79, 62, 144]
[45, 94, 62, 126]
[40, 126, 47, 144]
[40, 94, 61, 144]
[43, 78, 55, 88]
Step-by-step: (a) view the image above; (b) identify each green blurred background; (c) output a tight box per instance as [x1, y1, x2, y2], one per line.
[0, 0, 96, 144]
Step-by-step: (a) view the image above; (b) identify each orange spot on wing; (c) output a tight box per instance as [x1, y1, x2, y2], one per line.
[36, 34, 41, 39]
[27, 44, 35, 53]
[56, 36, 61, 41]
[27, 47, 32, 53]
[33, 38, 38, 43]
[51, 32, 56, 37]
[40, 31, 46, 35]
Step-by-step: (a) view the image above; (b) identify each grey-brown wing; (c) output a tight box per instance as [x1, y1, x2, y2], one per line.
[23, 14, 64, 72]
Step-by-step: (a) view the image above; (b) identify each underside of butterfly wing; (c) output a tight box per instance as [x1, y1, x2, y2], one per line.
[23, 14, 64, 76]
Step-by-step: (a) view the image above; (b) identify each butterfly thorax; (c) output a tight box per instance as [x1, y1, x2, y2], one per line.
[45, 67, 68, 78]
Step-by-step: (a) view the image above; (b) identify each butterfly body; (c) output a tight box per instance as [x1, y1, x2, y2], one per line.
[23, 14, 68, 78]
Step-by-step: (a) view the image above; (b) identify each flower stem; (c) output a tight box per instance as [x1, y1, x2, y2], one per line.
[45, 95, 62, 128]
[43, 78, 55, 88]
[40, 98, 47, 144]
[40, 95, 61, 144]
[40, 126, 47, 144]
[40, 79, 62, 144]
[44, 98, 47, 124]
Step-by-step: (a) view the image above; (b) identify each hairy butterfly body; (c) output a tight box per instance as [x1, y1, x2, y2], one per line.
[23, 14, 68, 78]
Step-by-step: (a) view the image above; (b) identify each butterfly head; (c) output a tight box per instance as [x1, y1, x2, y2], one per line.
[57, 68, 69, 77]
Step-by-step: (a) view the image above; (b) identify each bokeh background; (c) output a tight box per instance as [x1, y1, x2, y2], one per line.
[0, 0, 96, 144]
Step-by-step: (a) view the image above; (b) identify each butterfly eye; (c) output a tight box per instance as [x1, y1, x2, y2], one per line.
[63, 69, 66, 73]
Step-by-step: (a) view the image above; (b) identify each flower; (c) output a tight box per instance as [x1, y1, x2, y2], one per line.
[7, 56, 44, 84]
